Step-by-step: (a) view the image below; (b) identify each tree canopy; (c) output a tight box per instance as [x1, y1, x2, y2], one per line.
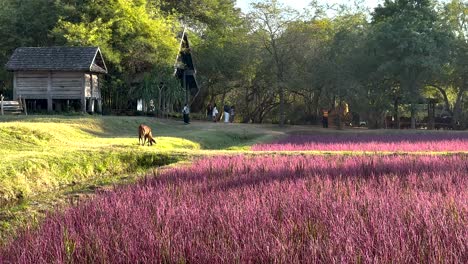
[0, 0, 467, 128]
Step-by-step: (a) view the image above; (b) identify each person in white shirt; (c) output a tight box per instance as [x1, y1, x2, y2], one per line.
[223, 104, 230, 123]
[182, 104, 190, 124]
[212, 104, 219, 122]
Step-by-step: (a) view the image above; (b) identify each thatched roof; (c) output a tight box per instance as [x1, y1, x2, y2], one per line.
[174, 31, 199, 96]
[5, 47, 107, 74]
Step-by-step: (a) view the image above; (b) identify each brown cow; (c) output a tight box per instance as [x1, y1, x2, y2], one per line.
[138, 124, 156, 146]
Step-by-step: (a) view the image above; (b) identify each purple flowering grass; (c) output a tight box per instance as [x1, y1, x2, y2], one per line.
[252, 133, 468, 152]
[1, 155, 467, 263]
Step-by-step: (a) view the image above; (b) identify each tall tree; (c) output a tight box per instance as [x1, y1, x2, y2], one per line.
[249, 0, 300, 126]
[151, 0, 241, 30]
[0, 0, 63, 95]
[55, 0, 179, 71]
[193, 25, 254, 111]
[371, 0, 453, 128]
[54, 0, 180, 110]
[434, 0, 468, 127]
[284, 19, 334, 122]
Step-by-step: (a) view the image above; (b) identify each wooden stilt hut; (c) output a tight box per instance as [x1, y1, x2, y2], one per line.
[5, 47, 107, 113]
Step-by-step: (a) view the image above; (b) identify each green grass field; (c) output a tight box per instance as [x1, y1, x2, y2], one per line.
[0, 115, 287, 241]
[0, 115, 283, 204]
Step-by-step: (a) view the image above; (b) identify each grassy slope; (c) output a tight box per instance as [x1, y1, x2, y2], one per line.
[0, 116, 282, 205]
[0, 115, 285, 241]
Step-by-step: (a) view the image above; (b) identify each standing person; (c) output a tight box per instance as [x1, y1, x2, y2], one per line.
[182, 104, 190, 124]
[212, 104, 219, 122]
[223, 104, 230, 123]
[206, 103, 213, 121]
[229, 105, 235, 123]
[322, 108, 329, 128]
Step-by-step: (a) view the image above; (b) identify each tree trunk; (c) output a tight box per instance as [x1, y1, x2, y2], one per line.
[312, 88, 322, 118]
[278, 83, 285, 126]
[404, 75, 418, 129]
[276, 65, 285, 126]
[451, 80, 466, 129]
[337, 99, 343, 130]
[410, 103, 416, 129]
[304, 96, 313, 118]
[410, 108, 416, 129]
[368, 110, 382, 129]
[394, 98, 400, 129]
[432, 85, 453, 115]
[269, 36, 285, 127]
[452, 95, 463, 129]
[158, 86, 162, 116]
[242, 85, 252, 123]
[428, 102, 435, 130]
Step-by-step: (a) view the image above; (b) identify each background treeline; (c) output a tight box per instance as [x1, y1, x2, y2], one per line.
[0, 0, 467, 129]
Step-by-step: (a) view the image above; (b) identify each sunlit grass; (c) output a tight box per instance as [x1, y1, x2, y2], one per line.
[0, 116, 273, 206]
[0, 115, 278, 244]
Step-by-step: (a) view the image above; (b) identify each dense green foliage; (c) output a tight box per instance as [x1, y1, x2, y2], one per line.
[194, 0, 467, 128]
[0, 0, 467, 128]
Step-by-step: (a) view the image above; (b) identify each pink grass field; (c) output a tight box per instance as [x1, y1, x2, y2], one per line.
[1, 155, 467, 263]
[252, 133, 468, 152]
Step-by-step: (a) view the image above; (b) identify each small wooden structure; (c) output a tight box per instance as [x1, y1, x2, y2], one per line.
[5, 47, 107, 113]
[0, 94, 27, 115]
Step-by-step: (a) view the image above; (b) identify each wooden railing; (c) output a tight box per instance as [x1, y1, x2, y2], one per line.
[0, 95, 28, 115]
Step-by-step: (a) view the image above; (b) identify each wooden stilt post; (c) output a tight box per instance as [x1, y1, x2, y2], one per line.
[97, 99, 102, 114]
[1, 94, 4, 116]
[23, 97, 28, 116]
[82, 97, 87, 113]
[18, 94, 23, 114]
[81, 74, 87, 113]
[47, 72, 53, 112]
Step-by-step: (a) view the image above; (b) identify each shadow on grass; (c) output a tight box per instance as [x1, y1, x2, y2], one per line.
[140, 154, 466, 190]
[0, 150, 185, 244]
